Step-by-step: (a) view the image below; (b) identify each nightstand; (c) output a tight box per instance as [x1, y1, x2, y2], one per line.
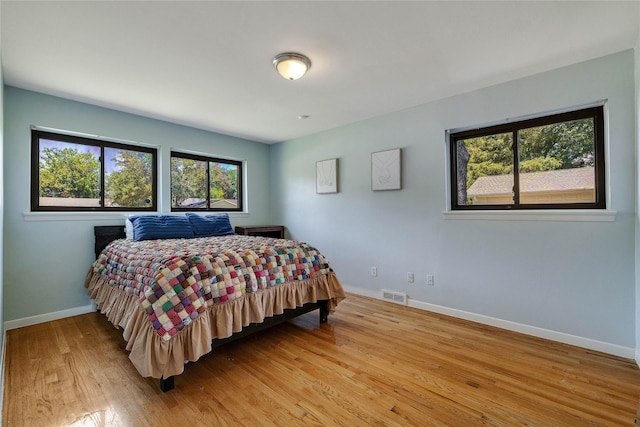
[235, 225, 285, 239]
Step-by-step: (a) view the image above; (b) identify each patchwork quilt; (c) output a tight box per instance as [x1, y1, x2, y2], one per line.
[92, 235, 334, 341]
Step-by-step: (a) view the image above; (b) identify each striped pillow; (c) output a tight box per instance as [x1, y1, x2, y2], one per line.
[186, 213, 235, 237]
[130, 215, 194, 241]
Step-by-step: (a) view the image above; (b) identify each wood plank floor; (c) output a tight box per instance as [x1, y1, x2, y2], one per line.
[3, 293, 640, 426]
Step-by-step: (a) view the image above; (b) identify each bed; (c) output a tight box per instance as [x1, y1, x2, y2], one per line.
[84, 214, 346, 392]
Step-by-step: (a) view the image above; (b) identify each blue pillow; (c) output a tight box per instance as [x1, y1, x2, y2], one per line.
[186, 213, 235, 237]
[130, 215, 194, 241]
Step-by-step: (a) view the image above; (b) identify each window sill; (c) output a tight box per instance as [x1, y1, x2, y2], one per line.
[443, 209, 616, 222]
[23, 211, 251, 222]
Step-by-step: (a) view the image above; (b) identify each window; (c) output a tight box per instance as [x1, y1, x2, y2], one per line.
[31, 129, 157, 211]
[449, 106, 605, 210]
[170, 151, 243, 212]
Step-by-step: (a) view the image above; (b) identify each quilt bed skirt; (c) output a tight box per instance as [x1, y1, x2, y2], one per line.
[85, 268, 345, 379]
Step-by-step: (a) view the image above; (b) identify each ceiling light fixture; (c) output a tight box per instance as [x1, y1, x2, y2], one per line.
[273, 52, 311, 80]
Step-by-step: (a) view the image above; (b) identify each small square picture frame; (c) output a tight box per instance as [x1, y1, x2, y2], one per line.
[371, 148, 401, 191]
[316, 158, 338, 194]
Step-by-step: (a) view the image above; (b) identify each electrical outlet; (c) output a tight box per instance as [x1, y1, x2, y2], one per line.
[427, 275, 434, 286]
[407, 272, 414, 283]
[371, 267, 377, 277]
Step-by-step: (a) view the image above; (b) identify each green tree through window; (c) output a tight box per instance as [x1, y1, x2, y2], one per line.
[171, 151, 243, 212]
[31, 129, 157, 211]
[39, 146, 100, 199]
[105, 149, 154, 207]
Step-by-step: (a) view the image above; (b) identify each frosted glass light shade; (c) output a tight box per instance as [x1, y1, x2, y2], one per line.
[273, 53, 311, 80]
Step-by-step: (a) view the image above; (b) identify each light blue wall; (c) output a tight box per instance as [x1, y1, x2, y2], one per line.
[0, 65, 4, 327]
[3, 87, 271, 321]
[0, 50, 5, 375]
[271, 50, 636, 350]
[636, 33, 640, 364]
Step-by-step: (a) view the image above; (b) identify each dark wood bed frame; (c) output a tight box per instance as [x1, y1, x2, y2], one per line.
[94, 225, 330, 392]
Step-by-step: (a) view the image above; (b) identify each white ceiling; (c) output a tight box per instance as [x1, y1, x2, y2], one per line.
[1, 1, 639, 144]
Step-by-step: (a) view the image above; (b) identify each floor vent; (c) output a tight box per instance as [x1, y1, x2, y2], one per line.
[381, 289, 408, 305]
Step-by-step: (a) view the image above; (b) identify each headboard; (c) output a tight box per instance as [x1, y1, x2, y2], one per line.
[94, 225, 126, 258]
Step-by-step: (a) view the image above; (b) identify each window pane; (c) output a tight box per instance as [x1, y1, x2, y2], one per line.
[457, 133, 514, 206]
[103, 147, 154, 208]
[38, 139, 101, 207]
[209, 161, 239, 210]
[171, 157, 207, 208]
[518, 118, 595, 204]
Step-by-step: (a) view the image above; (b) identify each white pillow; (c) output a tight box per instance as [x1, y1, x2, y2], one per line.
[125, 217, 134, 240]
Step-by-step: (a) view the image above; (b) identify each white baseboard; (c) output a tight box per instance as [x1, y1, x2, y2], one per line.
[4, 302, 96, 331]
[342, 284, 636, 360]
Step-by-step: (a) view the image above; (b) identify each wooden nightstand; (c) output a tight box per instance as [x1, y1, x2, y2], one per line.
[235, 225, 285, 239]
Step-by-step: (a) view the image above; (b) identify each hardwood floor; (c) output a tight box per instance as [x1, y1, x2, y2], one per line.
[3, 293, 640, 426]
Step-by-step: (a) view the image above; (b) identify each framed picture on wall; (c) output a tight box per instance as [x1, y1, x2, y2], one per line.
[316, 158, 338, 194]
[371, 148, 401, 191]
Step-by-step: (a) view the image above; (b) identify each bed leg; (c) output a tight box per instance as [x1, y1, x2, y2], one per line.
[160, 376, 174, 392]
[319, 300, 329, 323]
